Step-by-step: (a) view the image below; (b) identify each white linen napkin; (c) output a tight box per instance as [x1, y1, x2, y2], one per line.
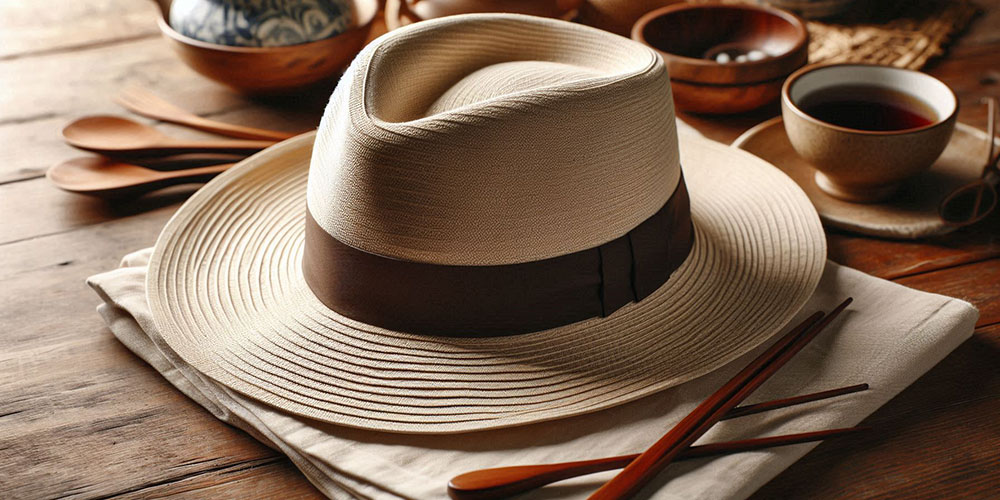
[87, 248, 977, 500]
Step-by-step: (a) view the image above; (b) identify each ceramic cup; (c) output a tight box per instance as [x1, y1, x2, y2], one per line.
[169, 0, 355, 47]
[782, 63, 958, 203]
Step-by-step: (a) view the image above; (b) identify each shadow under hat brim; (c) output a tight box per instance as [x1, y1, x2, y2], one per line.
[147, 130, 826, 434]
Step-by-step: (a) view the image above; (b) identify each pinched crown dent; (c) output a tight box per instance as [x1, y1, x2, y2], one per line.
[307, 14, 682, 266]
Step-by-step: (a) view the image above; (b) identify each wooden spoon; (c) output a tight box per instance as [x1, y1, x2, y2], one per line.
[130, 152, 248, 170]
[115, 86, 297, 141]
[62, 116, 276, 156]
[47, 157, 234, 198]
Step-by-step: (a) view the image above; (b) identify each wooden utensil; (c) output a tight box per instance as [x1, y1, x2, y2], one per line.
[720, 382, 868, 420]
[448, 427, 866, 500]
[631, 3, 808, 114]
[62, 116, 275, 156]
[939, 97, 1000, 226]
[129, 152, 249, 170]
[115, 86, 297, 141]
[154, 0, 378, 94]
[447, 384, 868, 500]
[47, 157, 234, 198]
[590, 298, 852, 499]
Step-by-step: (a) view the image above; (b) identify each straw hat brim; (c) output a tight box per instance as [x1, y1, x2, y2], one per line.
[148, 130, 826, 434]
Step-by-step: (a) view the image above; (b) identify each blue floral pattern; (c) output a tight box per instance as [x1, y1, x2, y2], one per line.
[170, 0, 355, 47]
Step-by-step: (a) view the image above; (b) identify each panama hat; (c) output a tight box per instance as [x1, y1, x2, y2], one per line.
[148, 13, 826, 434]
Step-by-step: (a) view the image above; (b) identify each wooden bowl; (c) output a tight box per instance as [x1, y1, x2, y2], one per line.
[632, 3, 808, 114]
[154, 0, 377, 94]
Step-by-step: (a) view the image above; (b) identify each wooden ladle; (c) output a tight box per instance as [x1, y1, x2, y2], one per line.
[62, 116, 276, 156]
[47, 157, 234, 198]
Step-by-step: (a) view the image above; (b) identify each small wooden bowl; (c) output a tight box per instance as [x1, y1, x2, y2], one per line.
[632, 3, 808, 114]
[153, 0, 377, 95]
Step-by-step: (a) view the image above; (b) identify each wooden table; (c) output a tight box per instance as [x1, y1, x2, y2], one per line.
[1, 2, 998, 498]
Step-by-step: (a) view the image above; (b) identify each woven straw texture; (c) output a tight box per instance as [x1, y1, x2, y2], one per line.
[146, 14, 826, 433]
[704, 0, 979, 69]
[309, 15, 679, 265]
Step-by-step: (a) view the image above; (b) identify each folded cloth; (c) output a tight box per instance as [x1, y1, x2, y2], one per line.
[87, 247, 977, 500]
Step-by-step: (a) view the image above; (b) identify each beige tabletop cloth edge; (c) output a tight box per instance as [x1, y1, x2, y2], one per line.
[87, 245, 978, 500]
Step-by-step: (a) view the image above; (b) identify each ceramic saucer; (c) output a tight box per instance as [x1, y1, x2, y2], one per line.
[733, 116, 994, 239]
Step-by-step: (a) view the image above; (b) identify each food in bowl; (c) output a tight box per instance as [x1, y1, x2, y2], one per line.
[169, 0, 355, 47]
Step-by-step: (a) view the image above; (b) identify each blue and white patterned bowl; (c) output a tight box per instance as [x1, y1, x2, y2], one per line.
[169, 0, 356, 47]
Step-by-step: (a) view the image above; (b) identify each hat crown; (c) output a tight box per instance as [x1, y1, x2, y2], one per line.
[307, 14, 681, 265]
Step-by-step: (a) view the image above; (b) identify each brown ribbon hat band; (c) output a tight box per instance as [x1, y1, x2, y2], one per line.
[303, 176, 693, 336]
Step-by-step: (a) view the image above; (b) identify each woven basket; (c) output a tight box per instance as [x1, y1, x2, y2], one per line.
[691, 0, 979, 70]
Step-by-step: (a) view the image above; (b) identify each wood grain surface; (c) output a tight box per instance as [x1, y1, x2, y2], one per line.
[0, 1, 998, 499]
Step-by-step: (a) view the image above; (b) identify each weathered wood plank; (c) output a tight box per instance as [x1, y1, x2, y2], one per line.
[0, 0, 160, 60]
[0, 177, 185, 246]
[925, 43, 1000, 132]
[826, 210, 1000, 280]
[110, 459, 322, 499]
[0, 212, 287, 499]
[895, 257, 1000, 327]
[0, 39, 190, 125]
[952, 1, 1000, 53]
[753, 323, 1000, 499]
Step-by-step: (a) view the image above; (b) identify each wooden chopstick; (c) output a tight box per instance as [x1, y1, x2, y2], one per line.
[680, 425, 868, 460]
[447, 382, 869, 499]
[722, 383, 869, 421]
[447, 426, 867, 500]
[589, 298, 853, 500]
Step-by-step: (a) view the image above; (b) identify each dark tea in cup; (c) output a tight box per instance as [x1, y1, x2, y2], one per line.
[781, 63, 958, 202]
[798, 85, 936, 132]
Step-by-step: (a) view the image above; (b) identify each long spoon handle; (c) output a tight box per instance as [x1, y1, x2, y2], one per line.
[170, 115, 297, 141]
[123, 163, 234, 196]
[447, 426, 867, 500]
[118, 98, 296, 141]
[115, 86, 298, 141]
[68, 140, 274, 157]
[167, 139, 276, 153]
[158, 163, 235, 178]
